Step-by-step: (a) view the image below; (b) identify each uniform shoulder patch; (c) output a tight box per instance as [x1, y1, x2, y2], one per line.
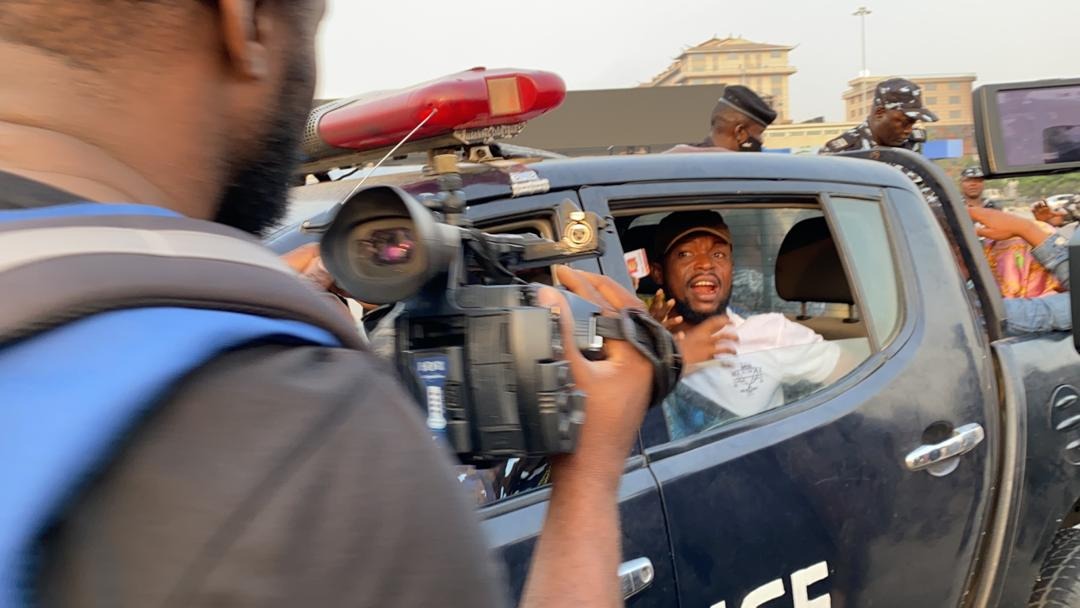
[825, 135, 854, 152]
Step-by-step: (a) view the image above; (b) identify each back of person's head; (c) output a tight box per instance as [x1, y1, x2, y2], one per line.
[0, 0, 324, 234]
[707, 85, 776, 152]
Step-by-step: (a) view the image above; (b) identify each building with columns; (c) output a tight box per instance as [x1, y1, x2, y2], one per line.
[643, 37, 797, 123]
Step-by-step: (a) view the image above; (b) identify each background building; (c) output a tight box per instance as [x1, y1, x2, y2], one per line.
[762, 122, 858, 155]
[642, 37, 797, 123]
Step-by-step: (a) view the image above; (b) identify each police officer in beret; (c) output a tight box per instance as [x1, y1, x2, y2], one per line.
[960, 166, 996, 209]
[666, 85, 777, 153]
[821, 78, 939, 154]
[703, 84, 778, 151]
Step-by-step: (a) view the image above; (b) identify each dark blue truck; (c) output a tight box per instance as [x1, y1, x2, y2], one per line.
[272, 77, 1080, 607]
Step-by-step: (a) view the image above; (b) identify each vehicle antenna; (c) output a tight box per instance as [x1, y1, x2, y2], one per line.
[301, 107, 439, 233]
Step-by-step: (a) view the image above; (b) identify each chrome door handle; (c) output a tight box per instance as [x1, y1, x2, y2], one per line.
[619, 557, 655, 600]
[905, 423, 985, 475]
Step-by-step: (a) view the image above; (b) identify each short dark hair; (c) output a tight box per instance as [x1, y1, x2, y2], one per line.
[0, 1, 301, 71]
[710, 105, 748, 129]
[0, 1, 194, 70]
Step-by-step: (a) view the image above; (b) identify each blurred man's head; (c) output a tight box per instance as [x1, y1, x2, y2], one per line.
[707, 85, 777, 152]
[960, 166, 986, 203]
[0, 0, 325, 234]
[867, 78, 938, 148]
[650, 210, 734, 326]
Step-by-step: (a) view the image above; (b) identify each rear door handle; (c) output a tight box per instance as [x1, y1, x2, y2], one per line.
[619, 557, 655, 600]
[905, 423, 985, 476]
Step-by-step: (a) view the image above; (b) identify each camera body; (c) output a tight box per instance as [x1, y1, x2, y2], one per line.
[321, 183, 611, 461]
[397, 281, 604, 460]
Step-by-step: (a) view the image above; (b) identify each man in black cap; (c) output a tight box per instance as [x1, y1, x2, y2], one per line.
[646, 210, 852, 439]
[960, 166, 995, 208]
[667, 85, 778, 153]
[821, 77, 939, 154]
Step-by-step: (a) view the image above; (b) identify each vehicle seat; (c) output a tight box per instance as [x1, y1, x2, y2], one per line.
[775, 217, 866, 340]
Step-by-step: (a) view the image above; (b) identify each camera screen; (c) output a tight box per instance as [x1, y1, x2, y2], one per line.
[365, 228, 415, 266]
[997, 84, 1080, 168]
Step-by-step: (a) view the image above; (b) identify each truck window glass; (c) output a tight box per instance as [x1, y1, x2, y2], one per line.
[621, 203, 888, 449]
[827, 197, 902, 346]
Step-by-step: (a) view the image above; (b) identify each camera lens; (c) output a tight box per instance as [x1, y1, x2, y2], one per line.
[367, 228, 415, 265]
[321, 185, 461, 304]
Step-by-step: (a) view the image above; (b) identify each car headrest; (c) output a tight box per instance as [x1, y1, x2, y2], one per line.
[775, 217, 853, 305]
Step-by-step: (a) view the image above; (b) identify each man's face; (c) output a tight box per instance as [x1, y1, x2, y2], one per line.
[961, 177, 985, 202]
[654, 233, 734, 324]
[212, 3, 323, 235]
[869, 108, 917, 147]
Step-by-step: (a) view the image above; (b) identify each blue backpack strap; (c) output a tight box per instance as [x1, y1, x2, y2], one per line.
[0, 202, 364, 349]
[0, 203, 366, 606]
[0, 307, 341, 607]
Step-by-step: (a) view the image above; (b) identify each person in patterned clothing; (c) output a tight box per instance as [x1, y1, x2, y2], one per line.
[820, 77, 938, 154]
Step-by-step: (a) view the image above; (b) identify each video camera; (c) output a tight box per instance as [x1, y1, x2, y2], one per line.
[319, 158, 681, 462]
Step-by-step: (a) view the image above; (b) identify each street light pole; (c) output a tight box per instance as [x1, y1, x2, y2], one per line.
[853, 6, 871, 77]
[853, 6, 872, 119]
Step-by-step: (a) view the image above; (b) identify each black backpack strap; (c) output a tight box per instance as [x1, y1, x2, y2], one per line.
[0, 211, 365, 349]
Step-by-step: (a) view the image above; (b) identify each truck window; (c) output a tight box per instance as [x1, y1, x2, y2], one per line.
[615, 200, 902, 449]
[828, 196, 902, 346]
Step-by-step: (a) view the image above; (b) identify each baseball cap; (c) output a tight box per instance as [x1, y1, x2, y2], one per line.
[961, 166, 984, 180]
[873, 78, 940, 123]
[652, 210, 732, 259]
[713, 85, 778, 127]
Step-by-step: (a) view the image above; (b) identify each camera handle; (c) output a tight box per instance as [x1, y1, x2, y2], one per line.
[595, 309, 683, 408]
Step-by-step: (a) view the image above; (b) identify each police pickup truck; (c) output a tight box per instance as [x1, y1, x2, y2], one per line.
[271, 70, 1080, 607]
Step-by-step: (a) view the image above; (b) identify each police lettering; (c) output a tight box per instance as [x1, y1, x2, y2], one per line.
[710, 561, 830, 608]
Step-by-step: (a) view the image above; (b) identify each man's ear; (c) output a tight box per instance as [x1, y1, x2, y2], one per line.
[218, 0, 270, 79]
[734, 123, 748, 146]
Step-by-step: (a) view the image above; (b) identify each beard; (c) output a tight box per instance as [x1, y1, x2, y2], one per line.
[672, 292, 731, 326]
[213, 51, 313, 236]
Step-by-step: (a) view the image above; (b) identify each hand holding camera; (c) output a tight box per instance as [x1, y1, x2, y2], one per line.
[318, 181, 682, 462]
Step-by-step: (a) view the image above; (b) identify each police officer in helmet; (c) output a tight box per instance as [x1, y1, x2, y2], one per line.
[821, 77, 939, 154]
[960, 166, 996, 209]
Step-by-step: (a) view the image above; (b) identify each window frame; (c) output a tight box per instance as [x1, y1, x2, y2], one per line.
[577, 183, 917, 459]
[820, 193, 905, 351]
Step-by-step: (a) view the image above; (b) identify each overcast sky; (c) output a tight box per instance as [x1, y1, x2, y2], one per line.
[316, 0, 1078, 122]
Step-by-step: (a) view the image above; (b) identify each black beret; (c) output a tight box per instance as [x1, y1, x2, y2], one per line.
[713, 85, 778, 127]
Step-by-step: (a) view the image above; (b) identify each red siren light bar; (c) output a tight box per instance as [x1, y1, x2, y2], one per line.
[300, 67, 566, 173]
